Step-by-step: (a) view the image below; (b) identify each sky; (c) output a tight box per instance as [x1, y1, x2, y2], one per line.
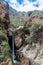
[5, 0, 43, 12]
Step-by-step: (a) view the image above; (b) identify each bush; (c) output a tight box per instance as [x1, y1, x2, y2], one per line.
[23, 25, 30, 35]
[0, 19, 4, 25]
[30, 22, 43, 32]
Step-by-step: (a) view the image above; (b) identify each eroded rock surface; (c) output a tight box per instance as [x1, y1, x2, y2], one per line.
[14, 26, 24, 49]
[0, 1, 12, 65]
[7, 26, 24, 49]
[0, 0, 10, 29]
[15, 27, 43, 65]
[0, 58, 13, 65]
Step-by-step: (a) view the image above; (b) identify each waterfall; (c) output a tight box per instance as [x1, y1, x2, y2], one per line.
[12, 32, 19, 65]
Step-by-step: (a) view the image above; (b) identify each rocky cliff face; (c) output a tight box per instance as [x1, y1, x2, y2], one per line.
[0, 1, 13, 65]
[15, 27, 43, 65]
[0, 1, 43, 65]
[7, 26, 24, 50]
[7, 25, 43, 65]
[0, 0, 10, 29]
[31, 15, 43, 24]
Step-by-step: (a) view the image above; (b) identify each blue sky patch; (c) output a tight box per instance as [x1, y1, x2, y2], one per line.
[29, 0, 37, 2]
[5, 0, 10, 3]
[33, 3, 39, 7]
[17, 0, 23, 4]
[5, 0, 43, 12]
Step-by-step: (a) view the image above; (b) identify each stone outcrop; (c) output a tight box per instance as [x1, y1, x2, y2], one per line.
[0, 58, 13, 65]
[16, 44, 43, 65]
[7, 26, 43, 65]
[32, 15, 43, 24]
[15, 27, 43, 65]
[7, 26, 25, 50]
[14, 26, 24, 49]
[26, 27, 43, 43]
[0, 0, 10, 29]
[0, 1, 13, 65]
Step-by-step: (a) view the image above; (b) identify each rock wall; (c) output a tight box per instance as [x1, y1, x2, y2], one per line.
[0, 0, 10, 29]
[0, 1, 13, 65]
[15, 27, 43, 65]
[7, 26, 24, 50]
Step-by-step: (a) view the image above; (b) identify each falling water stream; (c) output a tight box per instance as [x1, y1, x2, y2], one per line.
[12, 32, 19, 65]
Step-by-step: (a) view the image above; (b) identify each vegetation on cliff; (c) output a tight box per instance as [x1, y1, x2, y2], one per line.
[0, 0, 43, 65]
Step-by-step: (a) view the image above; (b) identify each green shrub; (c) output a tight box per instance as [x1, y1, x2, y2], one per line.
[26, 48, 30, 51]
[30, 22, 43, 32]
[23, 25, 30, 34]
[0, 19, 4, 25]
[0, 55, 5, 62]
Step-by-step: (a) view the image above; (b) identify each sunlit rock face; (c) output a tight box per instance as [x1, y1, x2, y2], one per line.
[7, 26, 24, 50]
[14, 26, 24, 49]
[0, 0, 10, 29]
[15, 27, 43, 65]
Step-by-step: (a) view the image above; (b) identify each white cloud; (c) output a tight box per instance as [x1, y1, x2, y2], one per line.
[8, 0, 43, 12]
